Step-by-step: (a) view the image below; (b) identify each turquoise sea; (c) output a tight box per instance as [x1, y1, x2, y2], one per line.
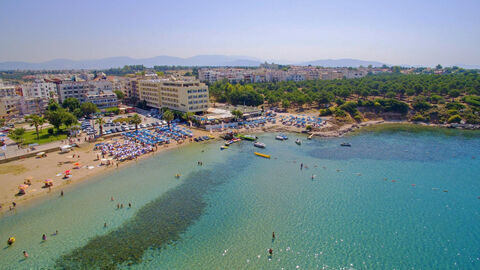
[1, 126, 480, 269]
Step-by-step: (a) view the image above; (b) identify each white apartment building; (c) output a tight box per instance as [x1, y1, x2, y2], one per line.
[0, 84, 16, 98]
[57, 81, 91, 103]
[20, 97, 49, 116]
[22, 81, 57, 99]
[86, 91, 118, 109]
[138, 78, 209, 113]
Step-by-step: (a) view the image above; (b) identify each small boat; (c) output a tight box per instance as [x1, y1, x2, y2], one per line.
[295, 139, 302, 145]
[221, 145, 229, 150]
[240, 135, 257, 141]
[275, 135, 284, 141]
[254, 152, 270, 158]
[254, 142, 266, 148]
[340, 143, 351, 147]
[307, 134, 313, 140]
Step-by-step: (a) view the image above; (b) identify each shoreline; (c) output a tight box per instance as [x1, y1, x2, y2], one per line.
[1, 118, 477, 215]
[0, 127, 215, 215]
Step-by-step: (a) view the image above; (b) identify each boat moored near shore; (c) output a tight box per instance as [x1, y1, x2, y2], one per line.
[254, 142, 266, 148]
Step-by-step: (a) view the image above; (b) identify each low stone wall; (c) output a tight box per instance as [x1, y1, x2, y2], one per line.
[0, 146, 61, 164]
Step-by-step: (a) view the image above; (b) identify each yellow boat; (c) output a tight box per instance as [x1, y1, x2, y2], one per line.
[254, 152, 270, 159]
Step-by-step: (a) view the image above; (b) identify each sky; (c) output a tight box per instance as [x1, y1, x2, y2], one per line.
[0, 0, 479, 66]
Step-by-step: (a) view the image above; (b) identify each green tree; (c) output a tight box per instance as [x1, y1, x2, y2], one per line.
[63, 112, 78, 127]
[130, 114, 142, 131]
[45, 109, 65, 132]
[62, 97, 80, 112]
[95, 117, 105, 136]
[162, 110, 174, 129]
[24, 114, 46, 139]
[80, 102, 98, 116]
[113, 90, 125, 101]
[231, 110, 243, 121]
[47, 99, 61, 111]
[182, 112, 195, 126]
[0, 118, 6, 127]
[8, 128, 26, 144]
[282, 100, 290, 109]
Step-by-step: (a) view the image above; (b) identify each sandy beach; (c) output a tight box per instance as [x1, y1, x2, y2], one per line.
[0, 127, 214, 213]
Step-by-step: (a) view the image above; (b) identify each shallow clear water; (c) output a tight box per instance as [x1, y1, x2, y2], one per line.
[1, 129, 480, 269]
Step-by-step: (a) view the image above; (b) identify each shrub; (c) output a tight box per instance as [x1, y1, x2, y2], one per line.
[431, 95, 445, 104]
[334, 109, 347, 118]
[47, 128, 54, 135]
[412, 100, 432, 111]
[306, 125, 312, 131]
[339, 101, 358, 114]
[463, 95, 480, 107]
[335, 98, 345, 106]
[411, 113, 429, 122]
[445, 102, 466, 110]
[447, 114, 462, 123]
[319, 108, 333, 116]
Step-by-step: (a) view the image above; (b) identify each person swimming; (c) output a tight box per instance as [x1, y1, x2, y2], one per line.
[23, 251, 29, 258]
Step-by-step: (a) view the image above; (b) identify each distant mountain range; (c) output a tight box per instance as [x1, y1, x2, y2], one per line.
[0, 55, 478, 70]
[298, 58, 385, 68]
[0, 55, 263, 70]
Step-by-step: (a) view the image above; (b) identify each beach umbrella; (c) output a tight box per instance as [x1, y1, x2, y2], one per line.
[64, 170, 71, 175]
[44, 179, 53, 184]
[74, 162, 80, 166]
[18, 184, 28, 190]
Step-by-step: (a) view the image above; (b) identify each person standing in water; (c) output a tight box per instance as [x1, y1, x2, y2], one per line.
[268, 248, 273, 256]
[272, 232, 275, 239]
[60, 190, 64, 196]
[300, 163, 303, 170]
[42, 234, 46, 241]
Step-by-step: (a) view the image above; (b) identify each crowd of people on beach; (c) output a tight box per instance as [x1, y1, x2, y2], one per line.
[96, 140, 153, 162]
[279, 115, 324, 128]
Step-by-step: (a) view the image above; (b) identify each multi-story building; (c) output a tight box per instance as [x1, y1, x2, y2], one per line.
[86, 91, 118, 109]
[56, 81, 91, 103]
[19, 97, 49, 115]
[0, 84, 16, 98]
[138, 78, 209, 113]
[0, 96, 21, 119]
[22, 81, 57, 99]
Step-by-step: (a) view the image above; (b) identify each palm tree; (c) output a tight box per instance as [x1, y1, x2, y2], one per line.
[130, 114, 142, 131]
[95, 117, 105, 136]
[162, 110, 174, 129]
[25, 114, 46, 140]
[68, 125, 81, 137]
[182, 112, 194, 127]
